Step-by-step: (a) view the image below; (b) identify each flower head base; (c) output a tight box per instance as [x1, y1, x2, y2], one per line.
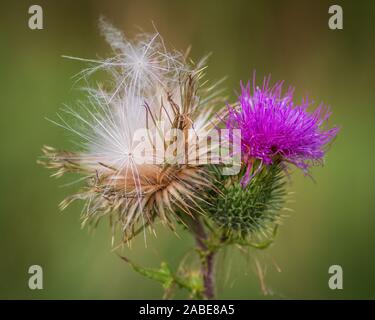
[205, 164, 285, 239]
[225, 75, 339, 185]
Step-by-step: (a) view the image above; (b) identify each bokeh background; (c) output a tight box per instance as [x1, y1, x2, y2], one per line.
[0, 0, 374, 299]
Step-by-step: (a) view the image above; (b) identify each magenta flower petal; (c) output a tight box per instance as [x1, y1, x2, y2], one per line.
[225, 75, 339, 184]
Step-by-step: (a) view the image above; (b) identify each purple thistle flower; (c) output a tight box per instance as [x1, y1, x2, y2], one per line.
[225, 75, 339, 186]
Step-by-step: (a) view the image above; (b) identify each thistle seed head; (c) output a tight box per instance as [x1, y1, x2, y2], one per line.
[40, 19, 224, 243]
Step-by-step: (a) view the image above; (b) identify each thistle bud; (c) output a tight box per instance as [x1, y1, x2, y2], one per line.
[207, 165, 286, 238]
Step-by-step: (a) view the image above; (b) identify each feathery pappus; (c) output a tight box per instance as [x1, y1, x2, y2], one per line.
[39, 18, 224, 244]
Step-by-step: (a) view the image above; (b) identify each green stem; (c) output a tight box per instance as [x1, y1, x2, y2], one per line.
[187, 214, 216, 299]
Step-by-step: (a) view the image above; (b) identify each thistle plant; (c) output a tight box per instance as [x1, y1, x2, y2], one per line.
[39, 18, 338, 299]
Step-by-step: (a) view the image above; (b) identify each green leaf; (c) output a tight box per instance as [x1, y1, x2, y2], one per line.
[119, 255, 174, 285]
[119, 255, 203, 298]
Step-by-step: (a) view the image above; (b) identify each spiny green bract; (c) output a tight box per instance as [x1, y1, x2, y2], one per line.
[206, 164, 286, 238]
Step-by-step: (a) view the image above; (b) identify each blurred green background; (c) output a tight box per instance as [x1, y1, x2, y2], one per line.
[0, 0, 374, 299]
